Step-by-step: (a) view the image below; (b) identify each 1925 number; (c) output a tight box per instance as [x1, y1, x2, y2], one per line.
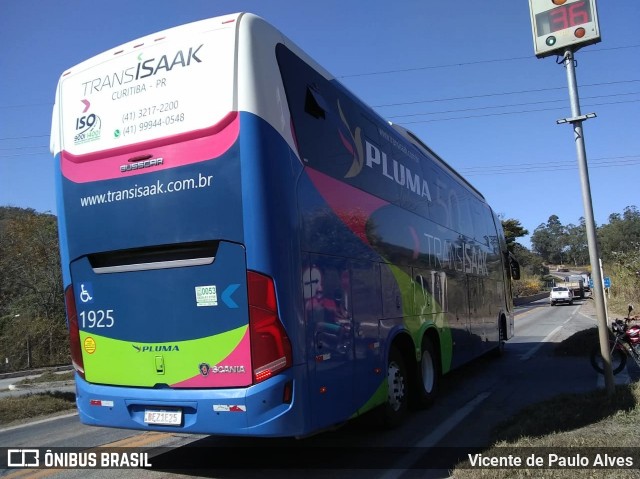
[80, 310, 115, 328]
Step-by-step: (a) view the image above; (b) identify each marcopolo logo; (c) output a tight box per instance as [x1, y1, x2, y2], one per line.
[120, 157, 164, 173]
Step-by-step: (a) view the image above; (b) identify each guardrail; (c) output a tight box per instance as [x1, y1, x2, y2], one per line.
[0, 364, 73, 381]
[513, 292, 550, 305]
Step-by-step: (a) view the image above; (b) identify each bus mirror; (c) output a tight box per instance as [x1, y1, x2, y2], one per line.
[508, 252, 520, 280]
[511, 261, 521, 280]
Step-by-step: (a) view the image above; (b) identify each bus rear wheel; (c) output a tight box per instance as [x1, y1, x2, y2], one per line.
[414, 337, 439, 409]
[381, 346, 409, 428]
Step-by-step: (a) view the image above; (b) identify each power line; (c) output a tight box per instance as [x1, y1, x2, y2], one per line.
[0, 134, 49, 141]
[338, 44, 640, 79]
[397, 98, 640, 124]
[460, 155, 640, 172]
[2, 80, 638, 143]
[0, 151, 50, 159]
[373, 79, 640, 108]
[460, 155, 640, 176]
[0, 145, 48, 151]
[0, 102, 53, 110]
[385, 91, 640, 120]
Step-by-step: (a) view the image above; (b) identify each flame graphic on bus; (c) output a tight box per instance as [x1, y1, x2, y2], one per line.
[337, 100, 364, 178]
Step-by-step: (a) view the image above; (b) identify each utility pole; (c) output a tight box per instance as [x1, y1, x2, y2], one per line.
[527, 0, 615, 394]
[558, 48, 614, 394]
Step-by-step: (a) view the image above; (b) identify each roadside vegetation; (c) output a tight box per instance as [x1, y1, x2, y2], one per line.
[451, 330, 640, 479]
[451, 382, 640, 479]
[0, 391, 76, 425]
[507, 207, 640, 314]
[0, 370, 76, 426]
[15, 370, 74, 385]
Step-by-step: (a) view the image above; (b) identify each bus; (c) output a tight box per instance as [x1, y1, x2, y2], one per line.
[50, 12, 520, 438]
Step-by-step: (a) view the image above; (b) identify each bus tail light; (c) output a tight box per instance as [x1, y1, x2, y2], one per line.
[247, 272, 292, 383]
[65, 285, 85, 379]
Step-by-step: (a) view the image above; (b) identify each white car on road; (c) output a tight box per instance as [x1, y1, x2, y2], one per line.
[550, 286, 574, 306]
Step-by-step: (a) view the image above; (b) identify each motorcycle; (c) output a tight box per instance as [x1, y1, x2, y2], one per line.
[590, 304, 639, 375]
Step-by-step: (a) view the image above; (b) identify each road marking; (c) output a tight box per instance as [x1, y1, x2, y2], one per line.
[379, 391, 491, 479]
[519, 325, 562, 361]
[3, 468, 60, 479]
[97, 431, 172, 448]
[0, 412, 78, 434]
[519, 307, 578, 361]
[515, 308, 537, 320]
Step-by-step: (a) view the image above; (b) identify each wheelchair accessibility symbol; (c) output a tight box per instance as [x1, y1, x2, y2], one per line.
[79, 283, 94, 304]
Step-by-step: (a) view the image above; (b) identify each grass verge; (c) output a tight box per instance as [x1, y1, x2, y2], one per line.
[451, 382, 640, 478]
[0, 369, 76, 426]
[14, 370, 74, 385]
[450, 326, 640, 479]
[0, 391, 76, 425]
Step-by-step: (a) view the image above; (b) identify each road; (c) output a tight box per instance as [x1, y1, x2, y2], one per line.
[1, 298, 631, 479]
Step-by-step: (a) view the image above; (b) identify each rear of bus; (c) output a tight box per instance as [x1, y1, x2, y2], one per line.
[50, 14, 302, 436]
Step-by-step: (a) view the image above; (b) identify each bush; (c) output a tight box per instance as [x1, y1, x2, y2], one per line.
[605, 243, 640, 315]
[512, 277, 543, 297]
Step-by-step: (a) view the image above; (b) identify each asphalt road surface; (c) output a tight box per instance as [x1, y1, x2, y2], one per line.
[1, 298, 632, 479]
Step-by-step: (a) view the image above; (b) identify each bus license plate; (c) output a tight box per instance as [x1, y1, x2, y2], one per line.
[144, 409, 182, 425]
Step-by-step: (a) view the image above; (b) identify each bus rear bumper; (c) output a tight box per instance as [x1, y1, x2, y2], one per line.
[73, 367, 305, 437]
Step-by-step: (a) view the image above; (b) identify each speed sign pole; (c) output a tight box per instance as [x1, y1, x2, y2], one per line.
[528, 0, 615, 395]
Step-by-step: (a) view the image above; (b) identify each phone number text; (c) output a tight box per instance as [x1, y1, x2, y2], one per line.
[120, 113, 186, 136]
[121, 101, 180, 122]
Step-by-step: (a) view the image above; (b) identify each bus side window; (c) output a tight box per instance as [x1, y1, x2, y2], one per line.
[449, 191, 460, 234]
[305, 85, 327, 119]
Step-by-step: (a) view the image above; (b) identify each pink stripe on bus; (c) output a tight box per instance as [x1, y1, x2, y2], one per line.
[60, 112, 239, 183]
[171, 328, 252, 388]
[306, 167, 388, 245]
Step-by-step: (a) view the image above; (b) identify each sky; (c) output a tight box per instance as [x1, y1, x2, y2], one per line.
[1, 0, 638, 249]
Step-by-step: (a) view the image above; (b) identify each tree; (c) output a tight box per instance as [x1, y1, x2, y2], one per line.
[565, 218, 589, 266]
[599, 206, 640, 262]
[0, 207, 68, 370]
[501, 218, 529, 254]
[512, 243, 545, 276]
[531, 215, 567, 264]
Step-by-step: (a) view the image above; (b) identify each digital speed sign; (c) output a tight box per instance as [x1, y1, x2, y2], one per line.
[529, 0, 601, 58]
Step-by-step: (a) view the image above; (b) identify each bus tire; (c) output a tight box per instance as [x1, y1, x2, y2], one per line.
[414, 337, 439, 409]
[381, 346, 409, 428]
[491, 316, 507, 358]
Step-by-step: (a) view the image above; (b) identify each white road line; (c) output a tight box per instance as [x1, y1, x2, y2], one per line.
[519, 324, 563, 361]
[0, 411, 78, 433]
[519, 307, 578, 361]
[379, 391, 491, 479]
